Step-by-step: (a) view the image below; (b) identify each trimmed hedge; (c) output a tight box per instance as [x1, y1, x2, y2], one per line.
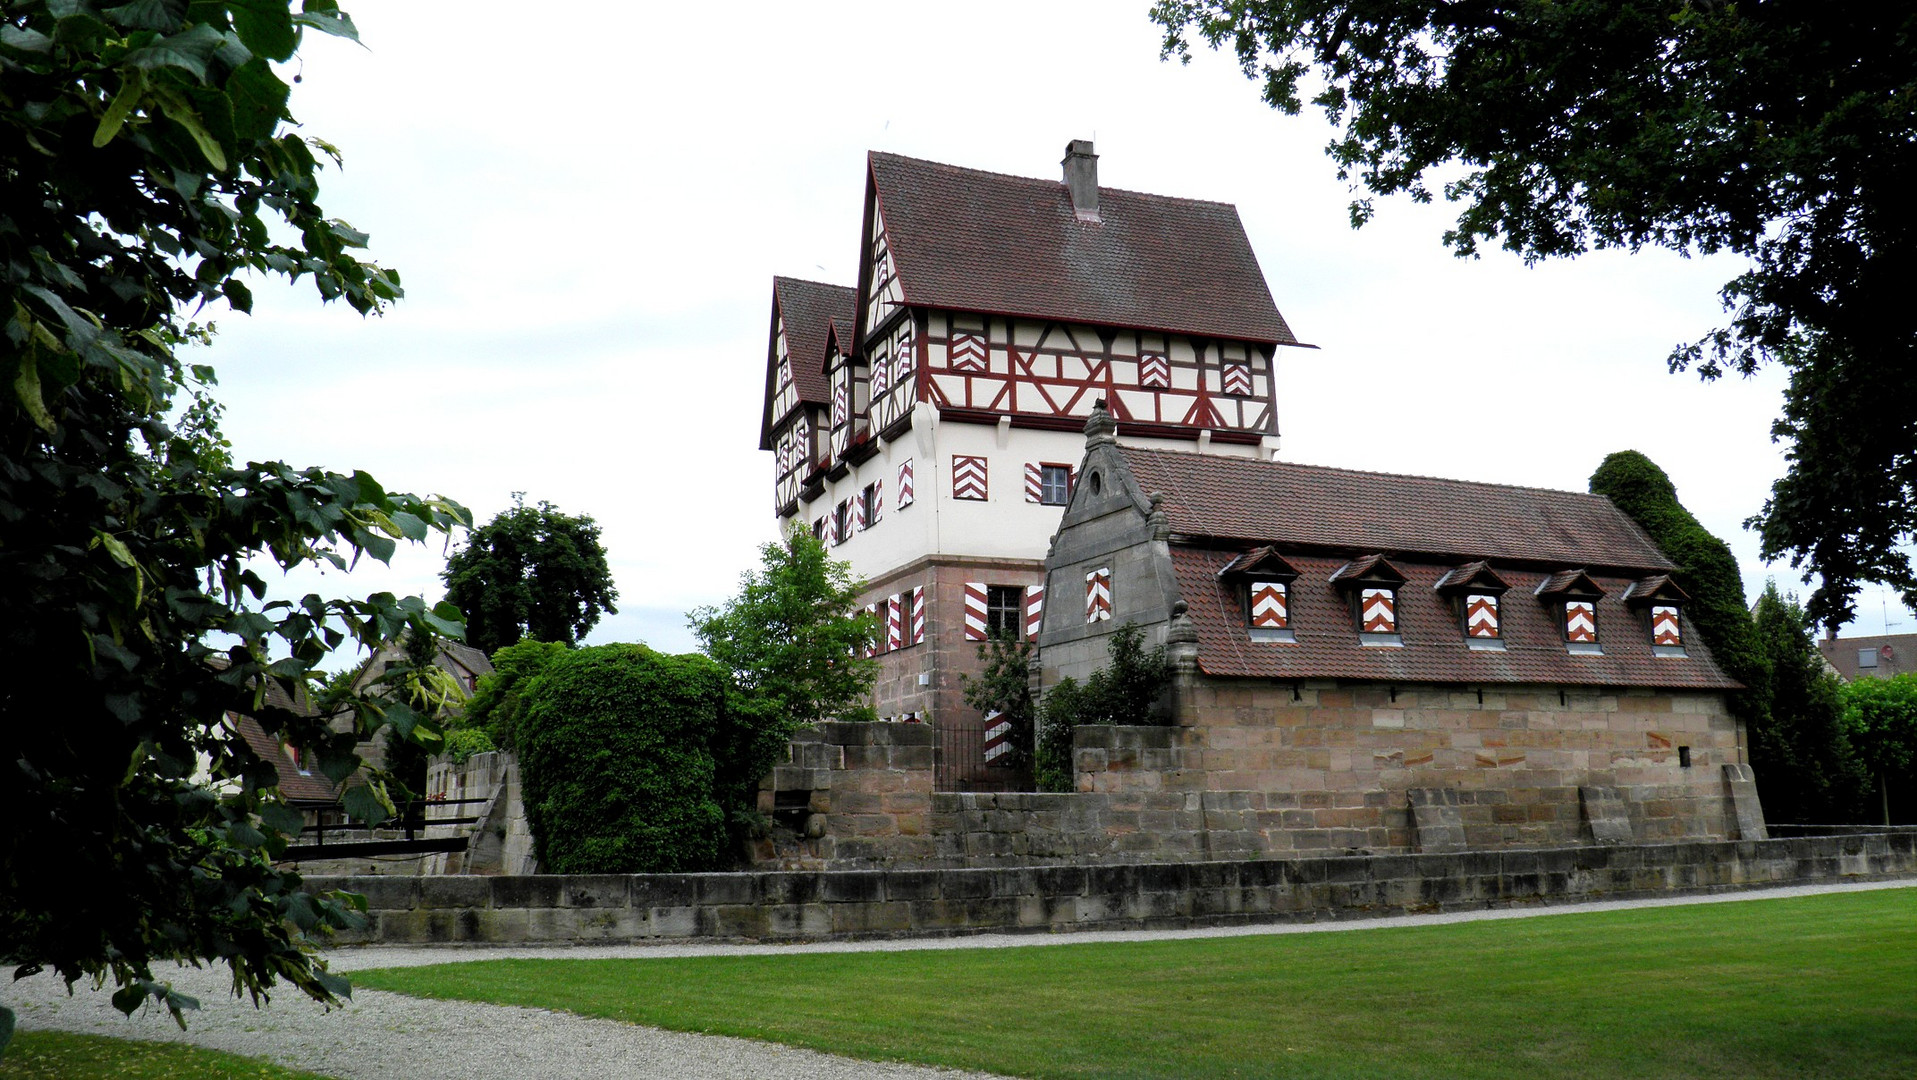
[516, 644, 728, 873]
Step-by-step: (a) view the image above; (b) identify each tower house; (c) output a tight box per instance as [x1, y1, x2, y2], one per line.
[760, 142, 1310, 786]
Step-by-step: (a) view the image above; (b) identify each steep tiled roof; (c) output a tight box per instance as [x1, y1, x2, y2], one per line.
[867, 152, 1300, 346]
[1119, 447, 1674, 572]
[1173, 548, 1739, 689]
[765, 277, 854, 441]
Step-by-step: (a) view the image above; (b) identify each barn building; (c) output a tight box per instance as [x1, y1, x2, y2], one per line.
[1035, 401, 1766, 849]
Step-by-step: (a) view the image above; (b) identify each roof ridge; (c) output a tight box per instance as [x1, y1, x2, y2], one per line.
[868, 150, 1242, 211]
[774, 275, 856, 294]
[1121, 445, 1616, 504]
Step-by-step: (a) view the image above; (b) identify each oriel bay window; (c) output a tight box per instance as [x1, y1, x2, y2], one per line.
[1218, 546, 1299, 643]
[1330, 553, 1407, 647]
[1434, 561, 1511, 650]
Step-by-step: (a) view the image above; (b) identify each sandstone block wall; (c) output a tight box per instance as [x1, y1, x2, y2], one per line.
[309, 831, 1917, 946]
[1072, 679, 1748, 851]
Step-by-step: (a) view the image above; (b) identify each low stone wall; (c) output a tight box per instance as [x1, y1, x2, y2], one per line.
[310, 832, 1917, 946]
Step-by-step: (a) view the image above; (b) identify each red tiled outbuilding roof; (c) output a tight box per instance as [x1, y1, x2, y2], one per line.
[865, 152, 1301, 346]
[1120, 447, 1675, 573]
[1174, 548, 1739, 689]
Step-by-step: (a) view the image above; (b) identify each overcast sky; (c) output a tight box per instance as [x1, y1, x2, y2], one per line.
[208, 1, 1915, 661]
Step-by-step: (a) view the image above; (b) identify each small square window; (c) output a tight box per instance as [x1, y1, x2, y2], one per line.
[1858, 647, 1879, 669]
[986, 585, 1023, 637]
[1039, 464, 1071, 506]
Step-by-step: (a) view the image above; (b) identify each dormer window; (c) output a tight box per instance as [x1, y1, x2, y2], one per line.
[1330, 553, 1407, 647]
[1537, 570, 1607, 655]
[1623, 574, 1691, 657]
[1219, 546, 1299, 643]
[1435, 561, 1511, 651]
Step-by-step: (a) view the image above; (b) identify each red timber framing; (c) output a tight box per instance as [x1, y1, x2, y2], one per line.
[913, 312, 1277, 438]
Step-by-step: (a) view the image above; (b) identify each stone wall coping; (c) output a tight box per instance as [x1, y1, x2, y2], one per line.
[307, 831, 1917, 947]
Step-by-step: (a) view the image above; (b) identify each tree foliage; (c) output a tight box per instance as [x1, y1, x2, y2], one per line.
[1035, 623, 1175, 793]
[1841, 674, 1917, 826]
[690, 529, 877, 841]
[515, 645, 729, 873]
[690, 528, 877, 731]
[1751, 583, 1867, 824]
[1, 0, 467, 1039]
[962, 633, 1036, 776]
[440, 494, 618, 655]
[1155, 1, 1917, 628]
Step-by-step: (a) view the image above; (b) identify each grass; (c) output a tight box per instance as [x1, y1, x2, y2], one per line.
[0, 1031, 337, 1079]
[351, 889, 1917, 1080]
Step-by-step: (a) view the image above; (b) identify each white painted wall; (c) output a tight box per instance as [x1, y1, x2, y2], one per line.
[808, 403, 1271, 585]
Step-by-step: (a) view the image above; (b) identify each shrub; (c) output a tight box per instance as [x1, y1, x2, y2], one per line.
[1035, 676, 1087, 793]
[516, 644, 728, 873]
[442, 728, 497, 765]
[962, 634, 1036, 776]
[1034, 623, 1174, 792]
[464, 638, 569, 751]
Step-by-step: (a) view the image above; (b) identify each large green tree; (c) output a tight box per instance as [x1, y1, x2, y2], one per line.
[689, 528, 876, 830]
[1154, 1, 1917, 629]
[1, 0, 467, 1046]
[1751, 583, 1867, 824]
[440, 494, 618, 655]
[1841, 674, 1917, 826]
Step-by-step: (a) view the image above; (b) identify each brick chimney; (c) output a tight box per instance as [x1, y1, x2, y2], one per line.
[1062, 139, 1100, 223]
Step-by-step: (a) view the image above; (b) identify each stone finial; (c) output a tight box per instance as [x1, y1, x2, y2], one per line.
[1166, 599, 1199, 674]
[1148, 492, 1169, 541]
[1085, 397, 1117, 447]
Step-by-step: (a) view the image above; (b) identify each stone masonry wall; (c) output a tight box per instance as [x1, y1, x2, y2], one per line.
[1112, 678, 1748, 851]
[310, 831, 1917, 946]
[753, 700, 1753, 871]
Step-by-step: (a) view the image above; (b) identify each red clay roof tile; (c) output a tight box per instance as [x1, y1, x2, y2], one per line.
[1118, 446, 1675, 572]
[1174, 548, 1739, 689]
[867, 152, 1300, 346]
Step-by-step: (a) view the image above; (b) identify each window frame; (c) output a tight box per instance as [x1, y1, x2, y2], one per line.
[985, 585, 1024, 637]
[1038, 463, 1072, 506]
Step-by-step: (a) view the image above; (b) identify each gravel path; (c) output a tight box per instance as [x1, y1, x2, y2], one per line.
[8, 878, 1910, 1079]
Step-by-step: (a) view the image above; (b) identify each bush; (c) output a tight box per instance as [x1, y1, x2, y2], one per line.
[516, 644, 729, 873]
[962, 634, 1036, 776]
[464, 639, 570, 751]
[1035, 676, 1087, 793]
[442, 728, 497, 765]
[1034, 623, 1174, 793]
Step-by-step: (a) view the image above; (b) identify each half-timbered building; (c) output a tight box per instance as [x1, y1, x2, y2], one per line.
[1037, 402, 1766, 850]
[759, 142, 1310, 784]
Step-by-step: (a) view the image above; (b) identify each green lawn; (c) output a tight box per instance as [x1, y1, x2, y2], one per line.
[0, 1031, 336, 1080]
[351, 889, 1917, 1079]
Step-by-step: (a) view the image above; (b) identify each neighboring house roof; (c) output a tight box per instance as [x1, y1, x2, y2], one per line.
[761, 276, 855, 446]
[865, 152, 1301, 346]
[1172, 548, 1740, 690]
[232, 711, 340, 804]
[220, 673, 338, 804]
[1818, 633, 1917, 681]
[1119, 446, 1675, 572]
